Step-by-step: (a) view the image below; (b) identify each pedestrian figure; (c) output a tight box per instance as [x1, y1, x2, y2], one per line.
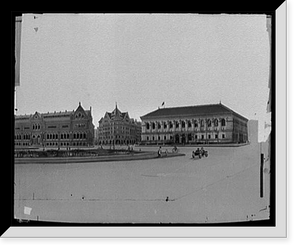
[158, 146, 162, 157]
[166, 196, 169, 202]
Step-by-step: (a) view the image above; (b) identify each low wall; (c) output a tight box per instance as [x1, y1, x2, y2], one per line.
[14, 151, 185, 164]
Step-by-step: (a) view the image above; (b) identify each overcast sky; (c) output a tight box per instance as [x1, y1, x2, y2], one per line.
[16, 13, 271, 141]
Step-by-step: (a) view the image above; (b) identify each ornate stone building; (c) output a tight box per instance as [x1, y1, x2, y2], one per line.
[140, 103, 248, 145]
[14, 102, 95, 148]
[97, 104, 141, 145]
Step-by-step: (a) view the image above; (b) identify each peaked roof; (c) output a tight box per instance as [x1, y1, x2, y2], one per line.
[105, 104, 129, 121]
[140, 103, 248, 121]
[15, 102, 92, 121]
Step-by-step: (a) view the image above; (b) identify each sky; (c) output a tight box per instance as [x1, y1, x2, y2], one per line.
[16, 13, 271, 141]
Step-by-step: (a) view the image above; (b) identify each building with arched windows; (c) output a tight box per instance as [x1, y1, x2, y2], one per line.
[97, 104, 141, 146]
[14, 102, 94, 148]
[140, 103, 248, 145]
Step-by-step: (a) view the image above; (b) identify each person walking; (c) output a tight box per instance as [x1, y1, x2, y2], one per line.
[157, 146, 162, 157]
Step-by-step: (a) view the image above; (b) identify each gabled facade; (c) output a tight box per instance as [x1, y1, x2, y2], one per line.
[140, 103, 248, 145]
[14, 102, 95, 148]
[97, 104, 141, 145]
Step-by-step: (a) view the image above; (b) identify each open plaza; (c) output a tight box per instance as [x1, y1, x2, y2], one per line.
[14, 142, 270, 224]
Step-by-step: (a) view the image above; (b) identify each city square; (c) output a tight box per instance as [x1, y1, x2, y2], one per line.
[14, 143, 270, 224]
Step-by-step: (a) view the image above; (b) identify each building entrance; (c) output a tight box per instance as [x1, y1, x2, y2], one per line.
[174, 134, 180, 144]
[32, 134, 41, 146]
[181, 134, 186, 144]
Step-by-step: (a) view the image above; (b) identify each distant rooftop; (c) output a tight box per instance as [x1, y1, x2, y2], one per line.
[15, 102, 92, 121]
[140, 103, 248, 121]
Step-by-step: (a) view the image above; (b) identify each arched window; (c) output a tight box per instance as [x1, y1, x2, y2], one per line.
[207, 119, 211, 127]
[146, 123, 150, 130]
[200, 119, 204, 127]
[152, 122, 155, 130]
[214, 119, 218, 127]
[221, 118, 226, 126]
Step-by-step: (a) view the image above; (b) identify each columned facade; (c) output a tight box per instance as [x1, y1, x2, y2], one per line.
[140, 103, 248, 145]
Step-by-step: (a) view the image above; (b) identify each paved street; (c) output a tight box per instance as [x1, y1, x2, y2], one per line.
[14, 143, 270, 223]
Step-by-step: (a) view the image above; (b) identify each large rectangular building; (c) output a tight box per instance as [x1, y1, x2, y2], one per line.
[97, 104, 141, 145]
[140, 103, 248, 145]
[14, 102, 95, 148]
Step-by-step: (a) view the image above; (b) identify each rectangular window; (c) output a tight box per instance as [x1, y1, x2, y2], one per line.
[222, 134, 225, 139]
[201, 135, 204, 139]
[215, 134, 218, 139]
[208, 135, 211, 139]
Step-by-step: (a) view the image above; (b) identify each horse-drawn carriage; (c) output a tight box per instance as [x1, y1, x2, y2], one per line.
[192, 147, 208, 159]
